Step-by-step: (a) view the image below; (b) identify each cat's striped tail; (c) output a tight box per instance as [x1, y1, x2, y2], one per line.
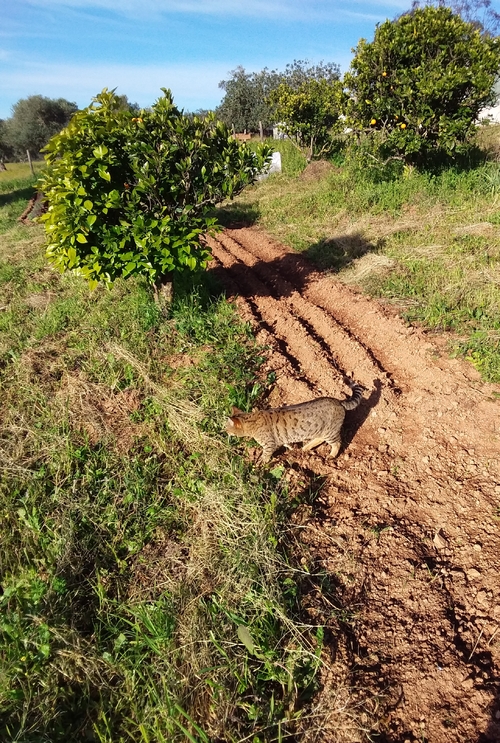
[340, 380, 364, 411]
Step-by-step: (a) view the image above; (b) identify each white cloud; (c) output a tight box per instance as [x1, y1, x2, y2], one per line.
[24, 0, 409, 21]
[0, 59, 231, 115]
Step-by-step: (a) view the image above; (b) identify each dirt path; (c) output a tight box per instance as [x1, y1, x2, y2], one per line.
[206, 226, 500, 743]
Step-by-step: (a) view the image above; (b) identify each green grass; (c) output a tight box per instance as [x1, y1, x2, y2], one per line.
[0, 175, 39, 234]
[0, 175, 324, 742]
[0, 162, 44, 182]
[247, 138, 308, 178]
[374, 230, 500, 381]
[4, 136, 499, 741]
[220, 137, 500, 382]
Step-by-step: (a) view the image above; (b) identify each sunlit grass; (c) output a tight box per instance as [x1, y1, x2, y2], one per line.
[221, 143, 500, 382]
[0, 161, 44, 181]
[0, 174, 324, 742]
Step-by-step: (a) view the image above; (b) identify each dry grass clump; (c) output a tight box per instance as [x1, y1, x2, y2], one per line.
[105, 341, 208, 444]
[337, 254, 396, 285]
[56, 372, 143, 452]
[298, 674, 380, 743]
[453, 221, 495, 236]
[476, 123, 500, 160]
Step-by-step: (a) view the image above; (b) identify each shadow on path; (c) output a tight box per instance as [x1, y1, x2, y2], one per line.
[0, 186, 36, 208]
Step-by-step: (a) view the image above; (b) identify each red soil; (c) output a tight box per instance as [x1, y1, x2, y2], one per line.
[206, 226, 500, 743]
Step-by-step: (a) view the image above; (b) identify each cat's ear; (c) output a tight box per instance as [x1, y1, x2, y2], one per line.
[231, 406, 244, 415]
[227, 416, 242, 430]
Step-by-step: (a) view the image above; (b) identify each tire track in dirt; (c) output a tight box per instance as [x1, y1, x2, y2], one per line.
[228, 228, 499, 454]
[207, 226, 500, 743]
[209, 254, 316, 400]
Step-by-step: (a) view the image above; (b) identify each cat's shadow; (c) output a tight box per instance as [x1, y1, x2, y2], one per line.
[340, 377, 382, 454]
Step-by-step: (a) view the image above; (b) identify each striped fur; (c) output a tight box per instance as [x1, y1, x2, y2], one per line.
[226, 380, 363, 462]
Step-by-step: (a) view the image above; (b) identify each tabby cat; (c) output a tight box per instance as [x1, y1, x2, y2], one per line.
[226, 380, 364, 462]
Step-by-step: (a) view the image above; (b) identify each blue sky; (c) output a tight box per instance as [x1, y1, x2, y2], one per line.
[0, 0, 442, 119]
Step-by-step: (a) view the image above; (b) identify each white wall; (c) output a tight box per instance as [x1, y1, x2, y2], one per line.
[479, 102, 500, 124]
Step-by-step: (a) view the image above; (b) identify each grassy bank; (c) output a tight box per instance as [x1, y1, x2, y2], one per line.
[0, 175, 322, 742]
[222, 135, 500, 382]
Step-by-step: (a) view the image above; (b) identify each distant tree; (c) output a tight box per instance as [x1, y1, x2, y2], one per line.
[269, 78, 346, 159]
[281, 59, 341, 88]
[217, 66, 274, 132]
[345, 5, 500, 164]
[5, 95, 78, 159]
[409, 0, 500, 36]
[184, 108, 214, 120]
[115, 94, 141, 113]
[216, 60, 341, 133]
[0, 120, 13, 167]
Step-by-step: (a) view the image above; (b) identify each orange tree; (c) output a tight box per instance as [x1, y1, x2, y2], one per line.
[344, 6, 500, 164]
[268, 78, 346, 160]
[39, 89, 271, 302]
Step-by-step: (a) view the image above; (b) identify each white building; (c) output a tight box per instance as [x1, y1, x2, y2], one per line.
[478, 80, 500, 124]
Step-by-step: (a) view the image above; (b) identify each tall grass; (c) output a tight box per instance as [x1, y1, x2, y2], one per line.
[0, 179, 324, 742]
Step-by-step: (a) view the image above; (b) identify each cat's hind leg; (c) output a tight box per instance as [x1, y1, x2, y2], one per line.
[326, 435, 341, 458]
[302, 437, 325, 452]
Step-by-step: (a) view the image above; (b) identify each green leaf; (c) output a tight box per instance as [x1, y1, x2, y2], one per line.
[93, 144, 109, 159]
[237, 625, 256, 654]
[76, 233, 88, 243]
[269, 465, 285, 480]
[122, 261, 136, 276]
[83, 200, 93, 210]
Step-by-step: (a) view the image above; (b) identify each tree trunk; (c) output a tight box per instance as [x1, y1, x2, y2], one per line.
[153, 273, 174, 315]
[27, 150, 35, 176]
[0, 160, 6, 171]
[308, 135, 315, 162]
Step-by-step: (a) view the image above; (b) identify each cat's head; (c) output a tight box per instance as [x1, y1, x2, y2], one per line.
[226, 406, 247, 436]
